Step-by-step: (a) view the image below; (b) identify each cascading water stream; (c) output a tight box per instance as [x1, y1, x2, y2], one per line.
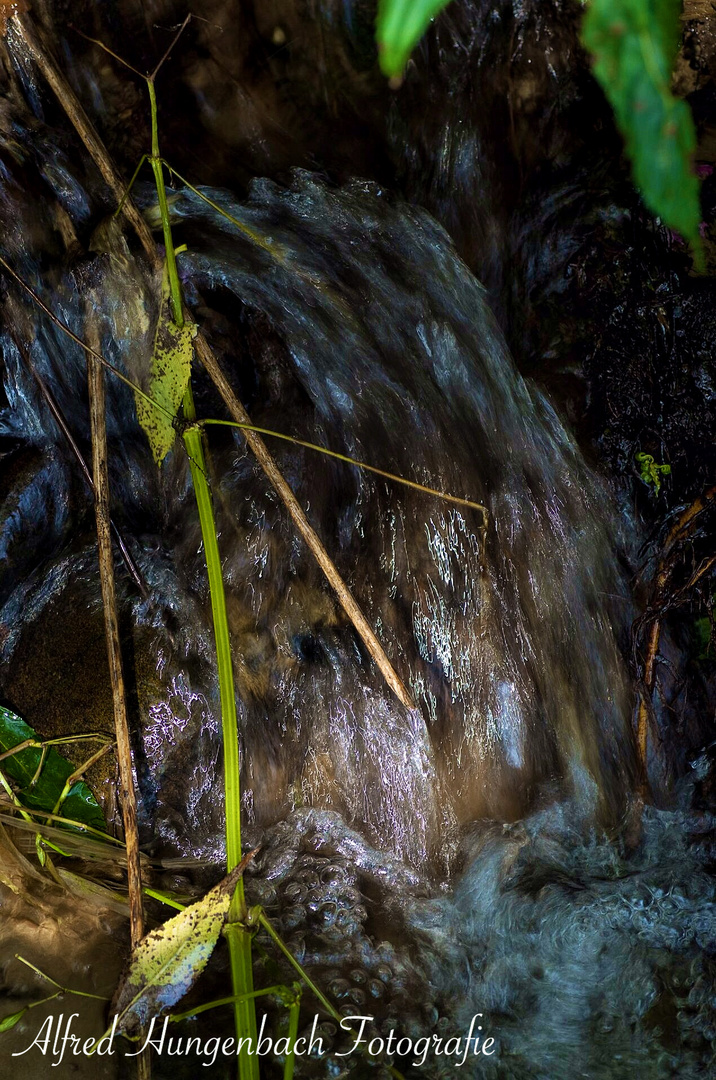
[2, 166, 637, 861]
[0, 6, 714, 1079]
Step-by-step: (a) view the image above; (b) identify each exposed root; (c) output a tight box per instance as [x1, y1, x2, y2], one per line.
[635, 484, 716, 791]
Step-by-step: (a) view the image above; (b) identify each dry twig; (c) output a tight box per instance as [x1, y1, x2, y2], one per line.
[194, 335, 415, 709]
[13, 14, 156, 262]
[86, 341, 145, 945]
[87, 336, 151, 1080]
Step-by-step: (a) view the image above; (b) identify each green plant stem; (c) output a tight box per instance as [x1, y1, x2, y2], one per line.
[170, 985, 288, 1024]
[201, 418, 487, 516]
[259, 915, 407, 1080]
[181, 395, 258, 1080]
[144, 68, 258, 1080]
[141, 68, 258, 1080]
[283, 992, 301, 1080]
[259, 914, 341, 1024]
[147, 81, 183, 329]
[15, 955, 109, 1000]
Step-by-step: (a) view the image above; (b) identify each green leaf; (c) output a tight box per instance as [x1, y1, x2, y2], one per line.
[582, 0, 702, 258]
[135, 261, 196, 465]
[0, 1007, 29, 1032]
[0, 706, 105, 832]
[376, 0, 454, 77]
[110, 851, 257, 1036]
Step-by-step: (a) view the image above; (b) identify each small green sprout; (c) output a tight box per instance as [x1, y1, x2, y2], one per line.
[635, 452, 671, 495]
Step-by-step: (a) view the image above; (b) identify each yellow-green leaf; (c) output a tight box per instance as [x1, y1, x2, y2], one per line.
[109, 850, 256, 1036]
[135, 261, 196, 465]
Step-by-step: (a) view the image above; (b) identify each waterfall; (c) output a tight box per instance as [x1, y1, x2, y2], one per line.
[0, 5, 713, 1078]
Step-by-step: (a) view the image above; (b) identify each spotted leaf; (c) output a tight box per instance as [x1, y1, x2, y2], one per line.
[135, 261, 196, 465]
[109, 850, 257, 1037]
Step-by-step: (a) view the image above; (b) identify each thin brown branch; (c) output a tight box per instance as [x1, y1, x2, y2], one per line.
[62, 742, 116, 789]
[663, 484, 716, 551]
[680, 552, 716, 595]
[87, 327, 151, 1080]
[149, 13, 192, 82]
[12, 14, 157, 265]
[194, 333, 415, 710]
[635, 618, 660, 795]
[86, 341, 145, 944]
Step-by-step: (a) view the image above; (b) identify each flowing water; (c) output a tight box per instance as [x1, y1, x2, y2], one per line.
[0, 5, 714, 1079]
